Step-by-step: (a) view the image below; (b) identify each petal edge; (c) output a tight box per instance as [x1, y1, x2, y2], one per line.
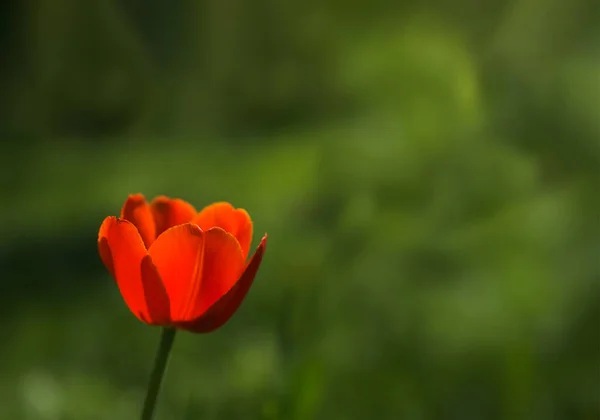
[151, 196, 197, 237]
[106, 218, 166, 324]
[120, 194, 156, 248]
[180, 233, 267, 333]
[98, 216, 116, 278]
[191, 202, 253, 259]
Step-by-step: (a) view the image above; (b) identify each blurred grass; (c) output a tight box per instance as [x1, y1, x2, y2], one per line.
[1, 123, 596, 419]
[0, 135, 320, 238]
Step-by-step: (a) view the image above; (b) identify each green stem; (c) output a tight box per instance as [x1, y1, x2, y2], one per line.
[141, 327, 177, 420]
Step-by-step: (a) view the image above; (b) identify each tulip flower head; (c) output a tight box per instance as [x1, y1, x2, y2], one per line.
[98, 194, 267, 333]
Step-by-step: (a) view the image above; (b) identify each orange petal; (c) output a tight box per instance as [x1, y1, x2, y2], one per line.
[180, 234, 267, 333]
[98, 216, 115, 278]
[120, 194, 156, 248]
[148, 225, 246, 323]
[140, 256, 171, 325]
[147, 224, 204, 321]
[104, 218, 170, 324]
[191, 202, 253, 260]
[150, 196, 197, 237]
[188, 227, 246, 319]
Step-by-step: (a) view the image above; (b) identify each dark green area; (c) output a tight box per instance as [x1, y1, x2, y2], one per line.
[0, 0, 598, 419]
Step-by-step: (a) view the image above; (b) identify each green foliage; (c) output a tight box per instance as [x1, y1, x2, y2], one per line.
[0, 0, 598, 419]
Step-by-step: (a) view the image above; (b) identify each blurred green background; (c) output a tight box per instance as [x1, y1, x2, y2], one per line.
[0, 0, 599, 419]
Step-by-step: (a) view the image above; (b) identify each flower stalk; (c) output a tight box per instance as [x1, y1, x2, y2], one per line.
[141, 327, 177, 420]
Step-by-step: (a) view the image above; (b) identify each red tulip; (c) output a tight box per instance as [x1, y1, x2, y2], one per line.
[98, 194, 267, 333]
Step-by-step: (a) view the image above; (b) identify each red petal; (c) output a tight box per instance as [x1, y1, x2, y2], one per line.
[191, 202, 253, 260]
[103, 218, 170, 324]
[148, 225, 245, 323]
[189, 227, 246, 319]
[140, 256, 171, 325]
[151, 196, 197, 237]
[98, 216, 115, 278]
[181, 234, 267, 333]
[120, 194, 156, 248]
